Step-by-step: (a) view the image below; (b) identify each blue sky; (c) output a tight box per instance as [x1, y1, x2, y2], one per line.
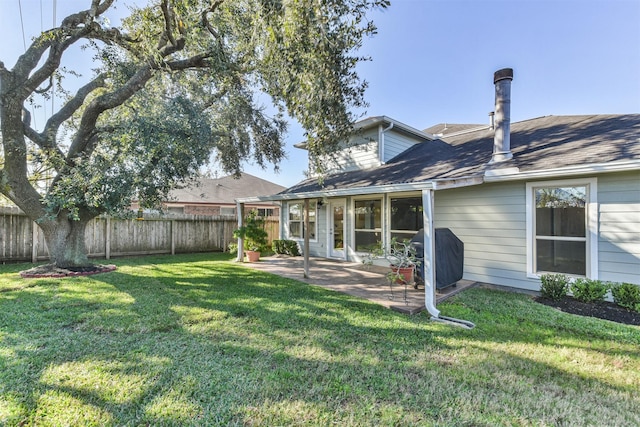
[2, 0, 639, 188]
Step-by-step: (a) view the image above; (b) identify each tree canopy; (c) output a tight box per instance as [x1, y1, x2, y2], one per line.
[0, 0, 388, 267]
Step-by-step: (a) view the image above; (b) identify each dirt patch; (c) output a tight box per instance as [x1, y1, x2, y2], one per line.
[20, 264, 117, 278]
[535, 296, 640, 327]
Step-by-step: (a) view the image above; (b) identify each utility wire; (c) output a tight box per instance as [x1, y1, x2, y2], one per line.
[52, 0, 57, 113]
[18, 0, 27, 51]
[18, 0, 37, 129]
[41, 0, 47, 121]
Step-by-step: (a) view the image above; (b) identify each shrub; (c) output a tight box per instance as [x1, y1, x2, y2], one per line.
[570, 278, 608, 303]
[539, 274, 569, 301]
[610, 282, 640, 312]
[233, 210, 268, 252]
[228, 242, 238, 255]
[272, 239, 301, 256]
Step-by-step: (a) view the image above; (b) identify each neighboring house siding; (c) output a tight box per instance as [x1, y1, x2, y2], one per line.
[382, 131, 420, 163]
[434, 182, 540, 290]
[598, 171, 640, 285]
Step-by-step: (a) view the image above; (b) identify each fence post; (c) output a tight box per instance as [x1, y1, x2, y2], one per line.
[105, 216, 111, 260]
[236, 202, 244, 262]
[171, 220, 176, 255]
[32, 222, 38, 263]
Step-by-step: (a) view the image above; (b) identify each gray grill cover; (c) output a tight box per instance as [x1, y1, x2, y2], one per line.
[410, 228, 464, 290]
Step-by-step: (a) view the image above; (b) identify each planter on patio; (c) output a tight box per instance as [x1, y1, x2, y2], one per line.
[245, 250, 261, 262]
[390, 265, 415, 285]
[233, 210, 268, 263]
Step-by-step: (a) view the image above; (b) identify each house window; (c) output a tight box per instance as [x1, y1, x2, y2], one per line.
[167, 206, 184, 215]
[527, 179, 597, 277]
[220, 207, 236, 216]
[254, 208, 275, 217]
[390, 196, 423, 242]
[354, 198, 382, 251]
[288, 201, 316, 240]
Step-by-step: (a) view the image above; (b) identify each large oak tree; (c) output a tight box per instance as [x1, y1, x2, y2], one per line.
[0, 0, 387, 268]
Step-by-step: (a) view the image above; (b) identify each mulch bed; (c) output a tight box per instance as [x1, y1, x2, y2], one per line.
[535, 296, 640, 327]
[20, 264, 117, 278]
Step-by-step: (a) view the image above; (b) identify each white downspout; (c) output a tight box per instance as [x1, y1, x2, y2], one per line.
[379, 121, 394, 164]
[421, 189, 440, 318]
[422, 189, 475, 329]
[236, 201, 244, 262]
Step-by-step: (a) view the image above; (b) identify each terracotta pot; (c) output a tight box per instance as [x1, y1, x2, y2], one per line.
[245, 250, 261, 262]
[391, 265, 414, 284]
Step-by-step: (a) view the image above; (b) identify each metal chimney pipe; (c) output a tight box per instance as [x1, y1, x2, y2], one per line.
[490, 68, 513, 163]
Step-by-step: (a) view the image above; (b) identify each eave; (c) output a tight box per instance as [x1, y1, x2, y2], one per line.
[293, 116, 436, 149]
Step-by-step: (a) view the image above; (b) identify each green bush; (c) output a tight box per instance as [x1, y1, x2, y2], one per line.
[610, 282, 640, 312]
[570, 278, 608, 303]
[233, 210, 268, 252]
[228, 242, 238, 255]
[539, 274, 569, 301]
[272, 239, 301, 256]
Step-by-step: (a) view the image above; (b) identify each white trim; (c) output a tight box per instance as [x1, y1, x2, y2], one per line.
[485, 159, 640, 183]
[388, 194, 424, 246]
[352, 195, 384, 254]
[237, 181, 435, 203]
[327, 198, 347, 259]
[286, 200, 318, 243]
[526, 177, 598, 279]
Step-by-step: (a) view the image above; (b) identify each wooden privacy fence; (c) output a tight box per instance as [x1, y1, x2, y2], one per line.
[0, 208, 280, 263]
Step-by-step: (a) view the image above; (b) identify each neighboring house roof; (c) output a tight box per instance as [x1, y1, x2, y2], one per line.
[279, 114, 640, 196]
[168, 173, 286, 205]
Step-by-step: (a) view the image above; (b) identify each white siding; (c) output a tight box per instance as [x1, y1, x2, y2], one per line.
[434, 182, 541, 290]
[598, 171, 640, 284]
[382, 131, 421, 162]
[325, 129, 380, 174]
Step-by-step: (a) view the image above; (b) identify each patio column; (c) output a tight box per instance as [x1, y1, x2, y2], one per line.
[303, 198, 310, 278]
[421, 189, 440, 318]
[236, 201, 244, 262]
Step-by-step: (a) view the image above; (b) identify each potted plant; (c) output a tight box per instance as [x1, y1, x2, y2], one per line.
[233, 210, 268, 262]
[363, 238, 421, 285]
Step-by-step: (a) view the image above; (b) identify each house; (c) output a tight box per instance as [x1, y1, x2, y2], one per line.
[237, 68, 640, 317]
[134, 173, 285, 217]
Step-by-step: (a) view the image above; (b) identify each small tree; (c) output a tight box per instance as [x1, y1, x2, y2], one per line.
[234, 210, 268, 252]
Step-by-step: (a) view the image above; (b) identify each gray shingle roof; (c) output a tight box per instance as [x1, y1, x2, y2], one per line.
[423, 123, 485, 136]
[281, 114, 640, 194]
[169, 173, 286, 204]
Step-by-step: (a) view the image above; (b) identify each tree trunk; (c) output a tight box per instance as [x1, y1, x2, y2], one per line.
[40, 217, 92, 268]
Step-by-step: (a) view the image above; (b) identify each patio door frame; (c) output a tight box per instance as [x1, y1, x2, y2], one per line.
[328, 198, 347, 259]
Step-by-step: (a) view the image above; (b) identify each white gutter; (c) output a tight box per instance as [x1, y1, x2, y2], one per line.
[236, 181, 435, 204]
[238, 158, 640, 206]
[379, 122, 394, 164]
[484, 159, 640, 182]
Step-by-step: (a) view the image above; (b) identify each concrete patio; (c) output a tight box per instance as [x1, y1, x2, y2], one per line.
[243, 255, 479, 314]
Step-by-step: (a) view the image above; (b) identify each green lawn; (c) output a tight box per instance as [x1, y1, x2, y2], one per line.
[1, 253, 638, 426]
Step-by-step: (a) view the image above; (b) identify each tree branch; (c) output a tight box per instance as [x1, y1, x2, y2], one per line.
[43, 74, 107, 146]
[66, 66, 154, 160]
[10, 1, 112, 98]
